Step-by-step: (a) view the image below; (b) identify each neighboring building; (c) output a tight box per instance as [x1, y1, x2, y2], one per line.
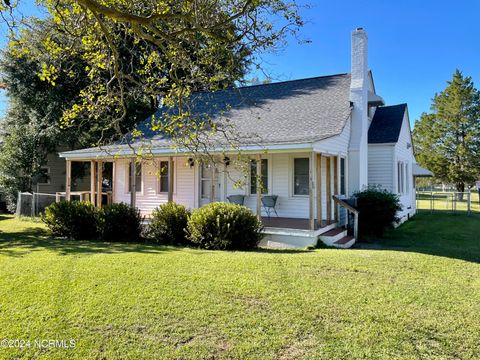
[34, 150, 92, 194]
[59, 28, 417, 248]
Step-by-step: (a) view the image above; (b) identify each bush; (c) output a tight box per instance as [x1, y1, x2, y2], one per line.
[148, 202, 191, 245]
[42, 201, 97, 240]
[97, 203, 143, 242]
[187, 202, 263, 250]
[354, 186, 402, 238]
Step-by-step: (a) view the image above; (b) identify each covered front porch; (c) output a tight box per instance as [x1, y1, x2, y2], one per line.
[60, 150, 347, 246]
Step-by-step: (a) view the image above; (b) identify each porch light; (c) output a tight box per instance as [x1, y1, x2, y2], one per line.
[187, 158, 195, 168]
[223, 156, 231, 167]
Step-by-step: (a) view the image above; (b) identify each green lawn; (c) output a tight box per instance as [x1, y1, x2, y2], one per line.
[416, 190, 480, 213]
[0, 214, 479, 359]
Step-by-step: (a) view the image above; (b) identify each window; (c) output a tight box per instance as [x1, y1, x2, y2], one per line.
[340, 158, 346, 195]
[159, 160, 174, 193]
[201, 162, 213, 199]
[405, 163, 409, 194]
[37, 167, 50, 184]
[397, 161, 404, 194]
[294, 158, 310, 195]
[128, 163, 142, 193]
[250, 159, 268, 194]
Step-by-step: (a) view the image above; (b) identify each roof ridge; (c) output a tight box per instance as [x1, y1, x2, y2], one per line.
[377, 103, 407, 109]
[234, 72, 350, 91]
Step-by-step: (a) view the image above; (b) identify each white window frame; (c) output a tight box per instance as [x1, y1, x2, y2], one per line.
[249, 157, 271, 196]
[397, 161, 405, 195]
[157, 159, 176, 194]
[200, 161, 216, 200]
[126, 161, 143, 195]
[38, 166, 51, 185]
[405, 162, 409, 194]
[290, 156, 310, 197]
[339, 157, 347, 196]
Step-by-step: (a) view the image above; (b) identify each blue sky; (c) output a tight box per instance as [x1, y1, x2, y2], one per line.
[1, 0, 479, 125]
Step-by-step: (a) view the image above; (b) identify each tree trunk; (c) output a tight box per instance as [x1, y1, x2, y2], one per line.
[456, 183, 465, 200]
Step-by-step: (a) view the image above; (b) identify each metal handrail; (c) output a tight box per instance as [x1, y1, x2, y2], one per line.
[332, 195, 359, 239]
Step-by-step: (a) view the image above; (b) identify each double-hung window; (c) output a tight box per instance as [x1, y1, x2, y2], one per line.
[293, 158, 310, 196]
[405, 163, 409, 194]
[340, 158, 346, 195]
[250, 159, 268, 194]
[397, 161, 404, 194]
[159, 160, 174, 193]
[128, 163, 142, 193]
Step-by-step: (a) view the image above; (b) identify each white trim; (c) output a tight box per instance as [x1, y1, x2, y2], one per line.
[339, 156, 347, 196]
[248, 155, 272, 196]
[125, 161, 144, 196]
[59, 143, 317, 160]
[368, 143, 396, 147]
[290, 155, 311, 198]
[157, 158, 177, 195]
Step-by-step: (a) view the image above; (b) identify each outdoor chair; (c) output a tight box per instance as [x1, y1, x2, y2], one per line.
[227, 195, 245, 205]
[261, 195, 279, 218]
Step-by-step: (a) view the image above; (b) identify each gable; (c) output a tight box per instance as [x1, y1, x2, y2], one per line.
[395, 109, 414, 157]
[368, 104, 407, 144]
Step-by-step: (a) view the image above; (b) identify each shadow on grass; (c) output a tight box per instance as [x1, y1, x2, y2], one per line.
[354, 213, 480, 263]
[0, 227, 179, 257]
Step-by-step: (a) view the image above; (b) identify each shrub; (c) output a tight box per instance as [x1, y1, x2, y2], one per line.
[187, 202, 263, 250]
[354, 186, 402, 238]
[42, 201, 97, 240]
[97, 203, 144, 242]
[148, 202, 191, 245]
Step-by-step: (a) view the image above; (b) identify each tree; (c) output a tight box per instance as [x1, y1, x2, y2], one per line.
[0, 0, 304, 152]
[0, 18, 155, 210]
[0, 12, 259, 210]
[413, 70, 480, 195]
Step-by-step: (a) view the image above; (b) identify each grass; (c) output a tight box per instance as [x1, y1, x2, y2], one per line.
[0, 213, 479, 359]
[416, 190, 480, 213]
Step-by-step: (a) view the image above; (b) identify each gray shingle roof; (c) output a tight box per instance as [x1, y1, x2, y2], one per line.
[61, 73, 353, 157]
[368, 104, 407, 144]
[413, 163, 433, 177]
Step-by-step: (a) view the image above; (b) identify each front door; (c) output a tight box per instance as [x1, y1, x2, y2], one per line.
[199, 162, 221, 206]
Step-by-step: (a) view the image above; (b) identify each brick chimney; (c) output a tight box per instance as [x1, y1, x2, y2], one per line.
[348, 28, 369, 195]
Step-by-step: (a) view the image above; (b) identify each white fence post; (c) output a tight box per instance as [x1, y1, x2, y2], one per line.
[31, 193, 35, 217]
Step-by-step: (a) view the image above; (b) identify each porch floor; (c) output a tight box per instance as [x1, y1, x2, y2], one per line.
[261, 217, 335, 230]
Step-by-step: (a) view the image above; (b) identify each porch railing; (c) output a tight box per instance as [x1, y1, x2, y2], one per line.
[332, 195, 359, 239]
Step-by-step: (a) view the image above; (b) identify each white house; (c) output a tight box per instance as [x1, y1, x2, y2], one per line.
[59, 28, 416, 249]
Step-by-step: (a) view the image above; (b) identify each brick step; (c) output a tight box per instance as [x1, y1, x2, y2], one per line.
[333, 235, 356, 249]
[318, 227, 348, 246]
[322, 228, 345, 237]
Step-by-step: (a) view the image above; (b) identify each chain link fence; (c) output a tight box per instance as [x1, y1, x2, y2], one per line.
[15, 192, 65, 217]
[416, 191, 480, 215]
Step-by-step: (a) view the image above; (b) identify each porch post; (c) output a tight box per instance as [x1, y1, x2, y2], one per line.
[168, 156, 174, 202]
[130, 160, 136, 208]
[326, 156, 332, 223]
[333, 156, 339, 221]
[90, 160, 96, 205]
[256, 154, 262, 220]
[309, 152, 315, 230]
[65, 159, 72, 201]
[97, 160, 103, 207]
[316, 153, 322, 227]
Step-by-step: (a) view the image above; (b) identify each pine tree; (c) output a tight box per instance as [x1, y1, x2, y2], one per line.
[413, 70, 480, 194]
